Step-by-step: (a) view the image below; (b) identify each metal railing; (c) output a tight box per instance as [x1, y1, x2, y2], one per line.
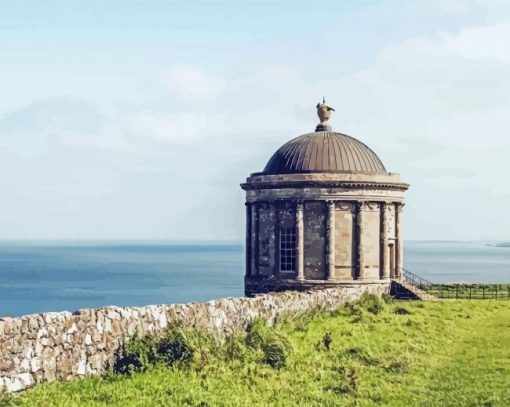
[399, 267, 434, 291]
[428, 283, 510, 300]
[396, 267, 510, 300]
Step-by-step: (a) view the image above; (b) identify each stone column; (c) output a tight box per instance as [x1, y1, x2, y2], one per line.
[251, 202, 258, 276]
[296, 201, 305, 281]
[274, 203, 280, 276]
[380, 202, 389, 279]
[327, 200, 336, 280]
[356, 201, 365, 280]
[395, 203, 404, 278]
[245, 202, 252, 277]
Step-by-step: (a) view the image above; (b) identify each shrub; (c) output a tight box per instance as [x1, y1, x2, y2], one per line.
[158, 327, 195, 367]
[358, 292, 385, 315]
[113, 333, 159, 375]
[114, 325, 197, 375]
[224, 334, 250, 361]
[246, 318, 292, 369]
[339, 302, 363, 321]
[339, 293, 386, 322]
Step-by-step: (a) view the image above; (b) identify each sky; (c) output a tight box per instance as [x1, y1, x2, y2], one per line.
[1, 1, 510, 241]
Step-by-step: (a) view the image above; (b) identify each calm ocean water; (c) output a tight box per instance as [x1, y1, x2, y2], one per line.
[1, 240, 509, 317]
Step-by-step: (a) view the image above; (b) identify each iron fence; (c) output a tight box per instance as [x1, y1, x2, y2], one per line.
[399, 267, 510, 300]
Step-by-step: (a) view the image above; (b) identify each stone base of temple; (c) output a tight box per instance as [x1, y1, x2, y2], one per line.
[245, 276, 391, 297]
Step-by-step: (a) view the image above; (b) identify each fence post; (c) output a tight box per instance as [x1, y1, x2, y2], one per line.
[496, 285, 499, 300]
[469, 286, 472, 300]
[483, 286, 485, 300]
[456, 285, 459, 299]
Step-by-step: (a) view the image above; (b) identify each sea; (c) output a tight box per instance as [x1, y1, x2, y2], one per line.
[1, 240, 509, 318]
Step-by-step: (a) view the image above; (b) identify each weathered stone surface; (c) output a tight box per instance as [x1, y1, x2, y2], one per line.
[0, 284, 388, 393]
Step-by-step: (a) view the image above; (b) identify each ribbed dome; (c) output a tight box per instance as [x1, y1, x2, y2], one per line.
[263, 131, 386, 175]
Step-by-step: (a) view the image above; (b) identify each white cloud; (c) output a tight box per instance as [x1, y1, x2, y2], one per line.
[161, 66, 225, 102]
[444, 21, 510, 62]
[126, 111, 228, 144]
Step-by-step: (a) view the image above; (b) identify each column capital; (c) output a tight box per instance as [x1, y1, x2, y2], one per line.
[337, 202, 354, 212]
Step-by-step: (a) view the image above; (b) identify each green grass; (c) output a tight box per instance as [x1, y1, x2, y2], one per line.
[3, 295, 510, 407]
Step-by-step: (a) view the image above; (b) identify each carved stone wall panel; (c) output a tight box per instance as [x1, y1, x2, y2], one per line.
[362, 209, 381, 280]
[303, 201, 327, 280]
[334, 209, 354, 279]
[257, 204, 276, 276]
[278, 203, 295, 228]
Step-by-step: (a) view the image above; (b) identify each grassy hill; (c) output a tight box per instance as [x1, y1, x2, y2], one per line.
[3, 295, 510, 406]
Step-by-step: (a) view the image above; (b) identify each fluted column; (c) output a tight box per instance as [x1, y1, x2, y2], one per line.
[380, 202, 389, 279]
[327, 200, 336, 280]
[245, 202, 252, 277]
[296, 201, 304, 281]
[395, 203, 404, 278]
[356, 201, 365, 280]
[251, 202, 258, 276]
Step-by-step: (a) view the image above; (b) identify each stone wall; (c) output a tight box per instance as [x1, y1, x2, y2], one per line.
[0, 283, 389, 392]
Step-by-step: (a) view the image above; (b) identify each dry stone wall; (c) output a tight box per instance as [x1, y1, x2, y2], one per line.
[0, 283, 389, 392]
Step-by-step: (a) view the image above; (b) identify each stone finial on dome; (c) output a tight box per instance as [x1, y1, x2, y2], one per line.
[316, 97, 335, 132]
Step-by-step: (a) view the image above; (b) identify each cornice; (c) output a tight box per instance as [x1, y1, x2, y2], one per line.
[240, 180, 410, 192]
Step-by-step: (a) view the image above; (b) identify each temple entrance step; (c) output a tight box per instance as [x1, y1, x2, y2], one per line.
[390, 280, 437, 301]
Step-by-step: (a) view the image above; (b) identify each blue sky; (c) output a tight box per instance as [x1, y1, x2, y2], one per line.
[1, 1, 510, 241]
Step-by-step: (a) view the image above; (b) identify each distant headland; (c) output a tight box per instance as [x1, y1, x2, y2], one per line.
[488, 242, 510, 248]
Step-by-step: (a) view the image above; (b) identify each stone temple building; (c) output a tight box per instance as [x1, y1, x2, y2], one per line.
[241, 99, 409, 295]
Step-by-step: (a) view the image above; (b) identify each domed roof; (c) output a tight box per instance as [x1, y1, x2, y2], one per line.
[263, 131, 387, 175]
